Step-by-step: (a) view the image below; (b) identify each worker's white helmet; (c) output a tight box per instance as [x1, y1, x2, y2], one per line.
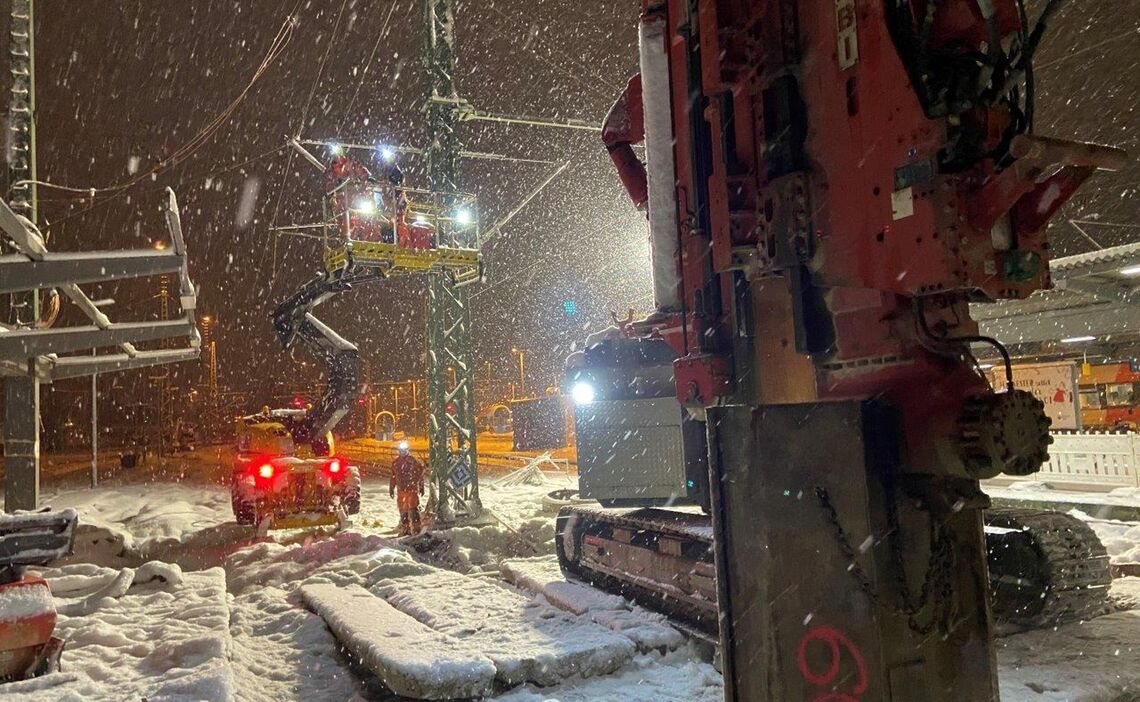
[397, 440, 410, 456]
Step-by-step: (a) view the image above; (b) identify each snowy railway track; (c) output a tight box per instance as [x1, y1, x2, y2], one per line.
[342, 441, 576, 476]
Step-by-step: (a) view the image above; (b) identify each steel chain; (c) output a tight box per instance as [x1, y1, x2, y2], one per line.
[815, 487, 882, 607]
[815, 486, 954, 635]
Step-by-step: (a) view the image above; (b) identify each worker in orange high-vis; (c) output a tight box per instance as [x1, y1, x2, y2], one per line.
[390, 441, 426, 535]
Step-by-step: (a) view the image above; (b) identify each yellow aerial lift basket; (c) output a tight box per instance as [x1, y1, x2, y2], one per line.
[321, 185, 482, 286]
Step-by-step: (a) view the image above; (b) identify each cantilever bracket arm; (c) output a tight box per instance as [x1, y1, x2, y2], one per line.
[35, 348, 201, 381]
[481, 161, 571, 243]
[289, 136, 328, 172]
[0, 319, 196, 361]
[0, 250, 183, 294]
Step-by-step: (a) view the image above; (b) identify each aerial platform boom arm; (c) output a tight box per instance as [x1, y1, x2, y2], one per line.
[601, 74, 648, 211]
[271, 270, 382, 454]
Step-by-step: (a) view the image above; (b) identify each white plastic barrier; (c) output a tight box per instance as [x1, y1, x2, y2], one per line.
[995, 431, 1140, 492]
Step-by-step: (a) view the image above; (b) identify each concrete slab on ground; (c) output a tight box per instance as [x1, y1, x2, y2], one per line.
[301, 583, 496, 699]
[372, 567, 637, 686]
[501, 556, 684, 652]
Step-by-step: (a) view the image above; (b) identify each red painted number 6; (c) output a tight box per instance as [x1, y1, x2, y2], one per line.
[796, 625, 868, 702]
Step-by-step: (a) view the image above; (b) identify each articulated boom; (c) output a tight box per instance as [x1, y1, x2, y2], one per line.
[585, 1, 1125, 700]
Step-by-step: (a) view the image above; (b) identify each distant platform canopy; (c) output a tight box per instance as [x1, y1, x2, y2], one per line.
[973, 242, 1140, 355]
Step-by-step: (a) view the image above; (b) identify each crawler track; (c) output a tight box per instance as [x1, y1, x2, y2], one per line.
[556, 506, 718, 634]
[985, 507, 1112, 627]
[557, 505, 1113, 635]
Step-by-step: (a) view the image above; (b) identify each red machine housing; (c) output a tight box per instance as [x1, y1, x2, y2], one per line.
[0, 575, 61, 681]
[610, 0, 1123, 478]
[0, 510, 75, 683]
[588, 2, 1124, 700]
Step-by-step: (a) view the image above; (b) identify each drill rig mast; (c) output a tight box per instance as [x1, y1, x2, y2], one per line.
[560, 1, 1125, 700]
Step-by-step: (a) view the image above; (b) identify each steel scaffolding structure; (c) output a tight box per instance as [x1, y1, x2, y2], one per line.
[8, 0, 35, 222]
[2, 1, 201, 510]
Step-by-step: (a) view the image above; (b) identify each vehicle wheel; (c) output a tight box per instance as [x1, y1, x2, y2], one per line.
[232, 493, 256, 525]
[343, 486, 361, 515]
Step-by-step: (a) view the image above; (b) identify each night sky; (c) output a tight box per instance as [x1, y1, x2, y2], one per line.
[6, 0, 1138, 430]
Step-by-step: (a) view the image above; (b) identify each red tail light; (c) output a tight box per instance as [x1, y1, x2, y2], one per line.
[326, 458, 342, 475]
[257, 463, 275, 479]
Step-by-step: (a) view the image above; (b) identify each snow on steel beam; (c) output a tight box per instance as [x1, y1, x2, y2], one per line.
[0, 250, 183, 294]
[1054, 278, 1140, 306]
[0, 319, 195, 361]
[1050, 241, 1140, 277]
[0, 195, 46, 258]
[38, 348, 200, 381]
[162, 188, 197, 311]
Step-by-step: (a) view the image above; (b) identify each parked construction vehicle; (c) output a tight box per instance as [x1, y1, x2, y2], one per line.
[230, 408, 361, 529]
[558, 0, 1125, 699]
[0, 509, 77, 682]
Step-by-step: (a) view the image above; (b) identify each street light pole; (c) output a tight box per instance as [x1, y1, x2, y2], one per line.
[511, 348, 526, 398]
[91, 368, 98, 488]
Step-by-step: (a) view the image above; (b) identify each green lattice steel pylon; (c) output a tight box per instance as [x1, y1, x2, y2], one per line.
[8, 0, 36, 224]
[423, 0, 480, 521]
[4, 0, 40, 513]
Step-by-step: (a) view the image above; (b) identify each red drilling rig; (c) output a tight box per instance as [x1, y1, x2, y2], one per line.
[559, 1, 1125, 699]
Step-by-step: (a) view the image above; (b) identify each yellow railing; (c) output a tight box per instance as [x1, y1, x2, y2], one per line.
[321, 187, 481, 278]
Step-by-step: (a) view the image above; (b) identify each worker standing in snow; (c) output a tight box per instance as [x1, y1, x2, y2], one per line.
[390, 441, 426, 535]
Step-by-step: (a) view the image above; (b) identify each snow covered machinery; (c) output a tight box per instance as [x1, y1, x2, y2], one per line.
[0, 509, 77, 682]
[559, 1, 1125, 700]
[230, 408, 361, 530]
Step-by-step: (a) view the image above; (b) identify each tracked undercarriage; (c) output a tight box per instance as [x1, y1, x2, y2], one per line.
[557, 503, 1111, 635]
[985, 507, 1112, 627]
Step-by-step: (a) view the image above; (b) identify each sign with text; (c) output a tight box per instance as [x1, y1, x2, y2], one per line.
[1000, 362, 1081, 430]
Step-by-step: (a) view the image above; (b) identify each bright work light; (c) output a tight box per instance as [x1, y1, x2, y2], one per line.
[571, 381, 596, 405]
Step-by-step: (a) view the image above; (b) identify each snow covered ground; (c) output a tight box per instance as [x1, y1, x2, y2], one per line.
[5, 563, 235, 701]
[16, 467, 1140, 701]
[998, 607, 1140, 701]
[988, 481, 1140, 513]
[1079, 512, 1140, 566]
